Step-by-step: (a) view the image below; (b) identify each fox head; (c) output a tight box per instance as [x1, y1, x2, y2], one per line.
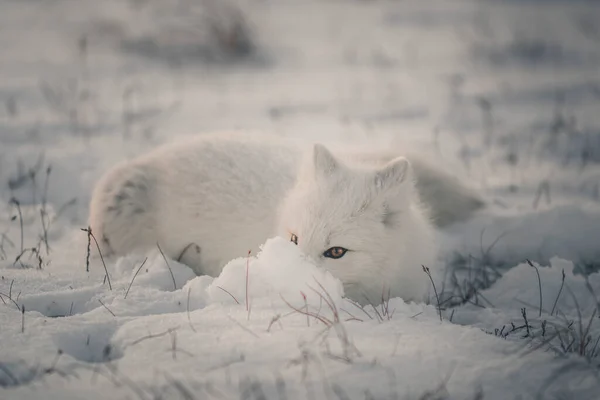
[277, 144, 435, 304]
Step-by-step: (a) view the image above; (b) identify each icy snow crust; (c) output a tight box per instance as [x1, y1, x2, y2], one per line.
[2, 0, 600, 399]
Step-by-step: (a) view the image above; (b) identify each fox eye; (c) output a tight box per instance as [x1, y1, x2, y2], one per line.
[290, 233, 298, 245]
[323, 247, 348, 259]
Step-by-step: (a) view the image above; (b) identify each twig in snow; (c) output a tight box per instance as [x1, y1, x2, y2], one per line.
[527, 259, 543, 317]
[280, 294, 333, 326]
[361, 294, 383, 322]
[40, 166, 52, 255]
[0, 232, 15, 260]
[551, 269, 566, 316]
[301, 291, 310, 327]
[344, 299, 374, 320]
[39, 209, 50, 256]
[13, 247, 42, 269]
[216, 286, 240, 304]
[157, 242, 177, 290]
[177, 242, 201, 263]
[170, 330, 177, 360]
[521, 308, 531, 338]
[423, 265, 442, 322]
[84, 226, 91, 272]
[583, 274, 600, 317]
[339, 308, 363, 322]
[81, 227, 111, 290]
[0, 291, 20, 310]
[10, 198, 24, 255]
[124, 257, 148, 299]
[266, 311, 296, 332]
[98, 299, 116, 317]
[128, 327, 179, 348]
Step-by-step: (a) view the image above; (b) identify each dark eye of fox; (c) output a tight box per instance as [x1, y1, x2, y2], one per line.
[290, 233, 298, 245]
[323, 247, 348, 259]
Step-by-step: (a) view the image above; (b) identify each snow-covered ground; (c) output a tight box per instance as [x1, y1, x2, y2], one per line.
[1, 0, 600, 398]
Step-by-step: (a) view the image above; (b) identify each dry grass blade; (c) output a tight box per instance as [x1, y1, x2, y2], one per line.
[279, 294, 332, 326]
[216, 286, 240, 304]
[128, 327, 179, 348]
[527, 259, 543, 317]
[564, 285, 585, 354]
[156, 242, 177, 291]
[344, 299, 373, 320]
[584, 275, 600, 317]
[98, 299, 116, 317]
[81, 227, 112, 290]
[423, 265, 442, 322]
[177, 242, 200, 263]
[581, 308, 598, 356]
[0, 292, 20, 311]
[9, 198, 24, 255]
[124, 258, 148, 299]
[551, 269, 566, 316]
[84, 226, 91, 272]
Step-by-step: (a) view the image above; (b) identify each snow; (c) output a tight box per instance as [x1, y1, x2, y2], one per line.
[2, 0, 600, 399]
[1, 239, 598, 399]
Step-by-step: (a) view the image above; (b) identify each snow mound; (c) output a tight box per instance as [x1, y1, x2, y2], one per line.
[206, 237, 345, 309]
[482, 258, 600, 316]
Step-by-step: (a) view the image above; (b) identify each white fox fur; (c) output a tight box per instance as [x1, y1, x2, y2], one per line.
[90, 133, 483, 303]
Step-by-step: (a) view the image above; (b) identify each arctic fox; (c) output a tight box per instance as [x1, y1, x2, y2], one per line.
[90, 133, 483, 303]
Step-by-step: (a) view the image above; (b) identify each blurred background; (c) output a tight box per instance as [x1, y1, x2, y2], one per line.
[1, 0, 600, 271]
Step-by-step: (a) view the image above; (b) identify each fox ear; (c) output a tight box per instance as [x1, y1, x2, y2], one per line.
[375, 157, 410, 190]
[313, 144, 339, 176]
